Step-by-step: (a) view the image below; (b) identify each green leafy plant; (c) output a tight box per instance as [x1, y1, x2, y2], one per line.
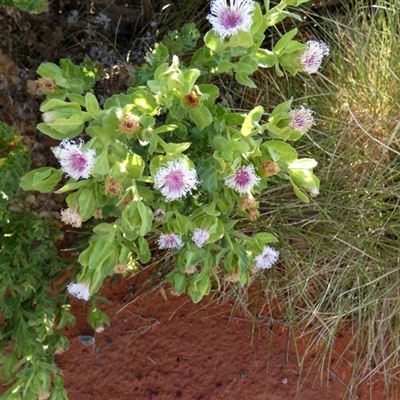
[0, 0, 48, 14]
[21, 0, 328, 304]
[0, 122, 72, 399]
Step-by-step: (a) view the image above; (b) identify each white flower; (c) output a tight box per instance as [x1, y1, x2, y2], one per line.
[154, 208, 165, 222]
[254, 246, 279, 270]
[192, 228, 210, 248]
[207, 0, 255, 40]
[67, 282, 90, 301]
[288, 107, 314, 135]
[224, 164, 261, 194]
[300, 40, 330, 74]
[157, 233, 184, 250]
[153, 159, 199, 202]
[60, 207, 82, 228]
[53, 139, 96, 180]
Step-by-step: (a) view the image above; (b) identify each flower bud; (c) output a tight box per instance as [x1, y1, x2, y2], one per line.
[105, 177, 123, 196]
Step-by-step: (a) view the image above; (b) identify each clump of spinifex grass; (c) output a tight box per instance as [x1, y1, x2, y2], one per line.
[223, 0, 400, 393]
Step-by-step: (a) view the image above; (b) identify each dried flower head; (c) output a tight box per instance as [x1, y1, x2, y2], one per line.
[254, 246, 279, 270]
[225, 164, 261, 194]
[192, 228, 210, 248]
[157, 233, 184, 250]
[37, 78, 56, 93]
[53, 139, 96, 180]
[240, 195, 256, 210]
[67, 282, 90, 301]
[262, 161, 280, 177]
[183, 91, 200, 108]
[154, 159, 199, 202]
[207, 0, 255, 40]
[38, 390, 51, 400]
[247, 208, 260, 221]
[300, 40, 330, 74]
[224, 272, 241, 283]
[93, 208, 103, 219]
[120, 195, 132, 209]
[60, 207, 82, 228]
[120, 113, 140, 134]
[114, 263, 128, 274]
[153, 208, 165, 222]
[105, 177, 123, 196]
[184, 266, 197, 274]
[288, 107, 314, 135]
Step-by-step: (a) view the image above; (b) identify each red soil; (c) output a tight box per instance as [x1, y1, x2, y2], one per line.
[56, 276, 394, 400]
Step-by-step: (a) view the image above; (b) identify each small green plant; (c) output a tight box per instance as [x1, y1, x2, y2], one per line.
[21, 0, 329, 305]
[0, 122, 72, 399]
[0, 0, 48, 14]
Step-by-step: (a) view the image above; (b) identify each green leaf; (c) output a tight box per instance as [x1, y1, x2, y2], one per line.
[241, 106, 264, 137]
[93, 150, 110, 175]
[20, 167, 63, 193]
[138, 237, 151, 263]
[161, 142, 191, 155]
[290, 178, 310, 203]
[263, 140, 298, 162]
[85, 93, 101, 119]
[273, 29, 298, 54]
[235, 73, 256, 88]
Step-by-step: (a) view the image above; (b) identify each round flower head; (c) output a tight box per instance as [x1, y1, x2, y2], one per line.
[288, 107, 314, 135]
[153, 208, 165, 222]
[225, 164, 261, 194]
[157, 233, 184, 250]
[192, 228, 210, 248]
[207, 0, 255, 40]
[67, 282, 90, 301]
[154, 159, 199, 202]
[60, 207, 82, 228]
[53, 139, 96, 180]
[254, 246, 279, 270]
[300, 40, 330, 74]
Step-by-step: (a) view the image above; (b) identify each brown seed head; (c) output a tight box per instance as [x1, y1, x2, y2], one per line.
[262, 161, 280, 177]
[224, 272, 241, 283]
[60, 207, 82, 228]
[120, 113, 140, 134]
[37, 78, 57, 93]
[105, 177, 123, 196]
[93, 208, 103, 219]
[38, 390, 51, 400]
[184, 266, 197, 275]
[247, 208, 260, 222]
[240, 195, 256, 210]
[114, 263, 128, 274]
[183, 91, 200, 108]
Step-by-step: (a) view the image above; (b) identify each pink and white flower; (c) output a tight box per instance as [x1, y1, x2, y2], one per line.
[53, 139, 96, 180]
[192, 228, 210, 247]
[153, 159, 199, 202]
[67, 282, 90, 301]
[254, 246, 279, 270]
[157, 233, 184, 250]
[288, 107, 314, 135]
[300, 40, 330, 74]
[207, 0, 255, 40]
[224, 164, 260, 194]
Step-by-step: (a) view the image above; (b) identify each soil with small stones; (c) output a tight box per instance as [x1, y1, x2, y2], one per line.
[0, 2, 397, 399]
